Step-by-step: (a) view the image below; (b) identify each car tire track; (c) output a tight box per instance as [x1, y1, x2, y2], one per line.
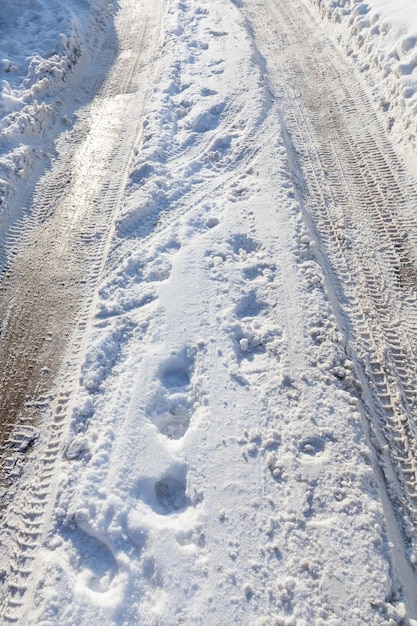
[0, 1, 166, 622]
[245, 0, 417, 592]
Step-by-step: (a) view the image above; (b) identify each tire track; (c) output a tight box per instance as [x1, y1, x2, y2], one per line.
[245, 0, 417, 563]
[0, 1, 165, 621]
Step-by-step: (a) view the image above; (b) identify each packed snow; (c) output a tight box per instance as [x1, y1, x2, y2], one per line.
[2, 0, 417, 624]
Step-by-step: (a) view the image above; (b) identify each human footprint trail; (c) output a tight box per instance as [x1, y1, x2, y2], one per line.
[3, 0, 412, 624]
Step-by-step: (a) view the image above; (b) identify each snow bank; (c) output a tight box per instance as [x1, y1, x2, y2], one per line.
[0, 0, 112, 214]
[309, 0, 417, 147]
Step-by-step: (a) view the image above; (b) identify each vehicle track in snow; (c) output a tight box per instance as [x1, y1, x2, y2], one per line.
[245, 0, 417, 581]
[0, 1, 165, 621]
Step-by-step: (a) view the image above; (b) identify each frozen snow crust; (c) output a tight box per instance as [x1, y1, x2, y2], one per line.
[0, 0, 111, 214]
[311, 0, 417, 147]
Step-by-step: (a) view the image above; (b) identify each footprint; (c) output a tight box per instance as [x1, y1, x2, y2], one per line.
[148, 350, 196, 438]
[235, 292, 267, 319]
[129, 162, 154, 185]
[206, 216, 219, 229]
[67, 525, 118, 593]
[229, 234, 260, 255]
[242, 263, 270, 281]
[299, 435, 326, 456]
[135, 467, 190, 515]
[208, 30, 228, 37]
[150, 395, 192, 440]
[200, 87, 218, 97]
[161, 367, 190, 390]
[155, 477, 189, 514]
[208, 135, 231, 161]
[158, 352, 193, 391]
[191, 102, 225, 133]
[143, 254, 172, 282]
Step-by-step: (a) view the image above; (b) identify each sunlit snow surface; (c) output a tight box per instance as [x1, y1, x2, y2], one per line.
[1, 0, 417, 624]
[0, 0, 110, 214]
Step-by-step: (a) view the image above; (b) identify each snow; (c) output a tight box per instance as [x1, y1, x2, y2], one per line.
[0, 0, 112, 238]
[312, 0, 417, 149]
[2, 0, 417, 623]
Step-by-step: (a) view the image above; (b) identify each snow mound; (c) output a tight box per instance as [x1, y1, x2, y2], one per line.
[0, 0, 112, 213]
[311, 0, 417, 146]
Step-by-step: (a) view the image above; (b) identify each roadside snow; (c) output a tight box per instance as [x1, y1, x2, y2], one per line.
[0, 0, 112, 225]
[17, 0, 405, 624]
[311, 0, 417, 148]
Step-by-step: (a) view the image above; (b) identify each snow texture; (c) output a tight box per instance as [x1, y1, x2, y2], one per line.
[2, 0, 417, 624]
[312, 0, 417, 148]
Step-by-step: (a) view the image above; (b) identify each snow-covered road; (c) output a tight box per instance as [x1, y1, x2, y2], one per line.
[2, 0, 417, 624]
